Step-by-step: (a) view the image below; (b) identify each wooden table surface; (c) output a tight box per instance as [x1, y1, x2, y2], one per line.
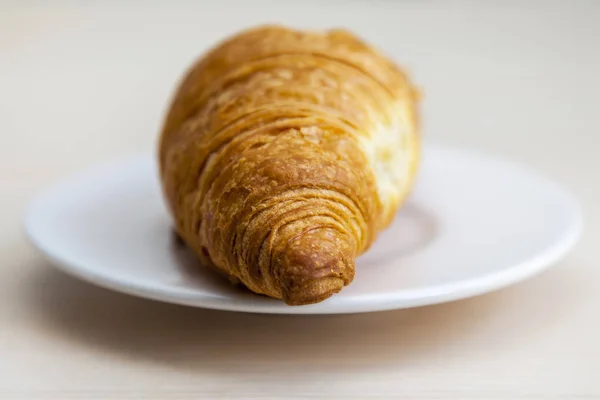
[1, 1, 599, 399]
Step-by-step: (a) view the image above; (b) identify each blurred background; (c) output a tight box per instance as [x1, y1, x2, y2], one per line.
[2, 1, 598, 176]
[1, 1, 598, 398]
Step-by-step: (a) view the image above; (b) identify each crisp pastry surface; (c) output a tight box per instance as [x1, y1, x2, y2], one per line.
[159, 25, 420, 305]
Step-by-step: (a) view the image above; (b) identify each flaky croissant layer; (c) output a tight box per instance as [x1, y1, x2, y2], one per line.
[159, 25, 420, 305]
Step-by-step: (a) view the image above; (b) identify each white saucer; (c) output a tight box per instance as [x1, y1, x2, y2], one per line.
[24, 143, 582, 314]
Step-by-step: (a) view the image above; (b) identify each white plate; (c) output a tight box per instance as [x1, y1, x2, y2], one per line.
[24, 143, 582, 314]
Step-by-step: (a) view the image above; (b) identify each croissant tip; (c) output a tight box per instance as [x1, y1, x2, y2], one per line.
[275, 230, 355, 305]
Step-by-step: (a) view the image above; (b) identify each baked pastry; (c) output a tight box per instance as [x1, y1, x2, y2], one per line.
[158, 25, 420, 305]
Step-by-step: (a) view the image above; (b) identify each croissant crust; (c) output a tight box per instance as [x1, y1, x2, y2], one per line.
[159, 25, 420, 305]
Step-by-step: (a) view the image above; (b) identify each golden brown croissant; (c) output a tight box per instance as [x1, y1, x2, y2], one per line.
[158, 25, 420, 305]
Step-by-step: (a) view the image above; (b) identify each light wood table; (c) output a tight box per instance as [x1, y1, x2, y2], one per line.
[1, 1, 598, 399]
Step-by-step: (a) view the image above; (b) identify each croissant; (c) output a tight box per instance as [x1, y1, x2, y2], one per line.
[158, 25, 420, 305]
